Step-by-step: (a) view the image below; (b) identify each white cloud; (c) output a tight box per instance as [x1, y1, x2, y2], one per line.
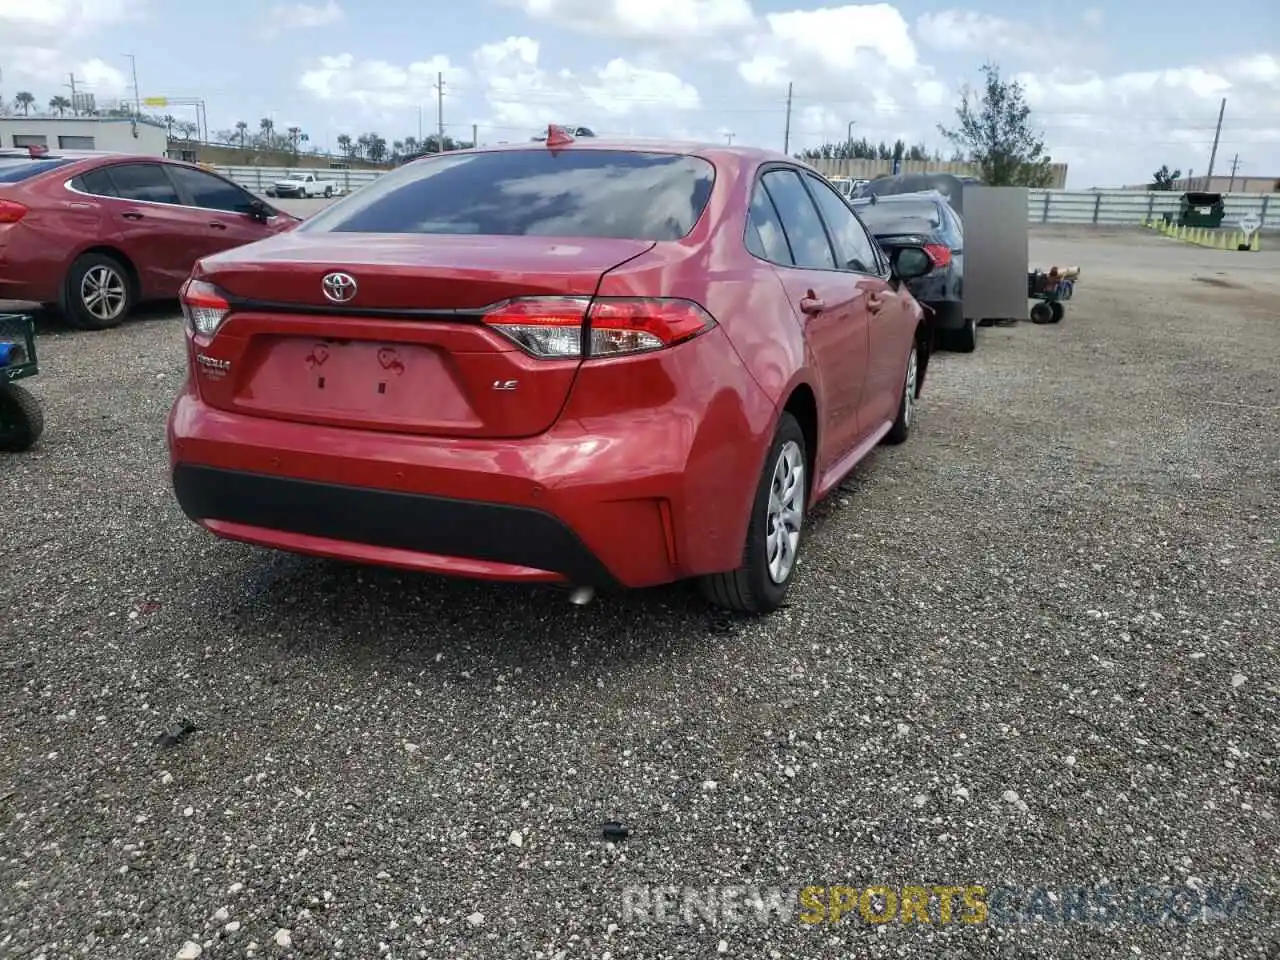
[260, 0, 343, 39]
[914, 10, 1033, 57]
[0, 0, 145, 93]
[476, 36, 702, 133]
[1009, 54, 1280, 185]
[510, 0, 755, 40]
[736, 3, 929, 102]
[298, 52, 470, 113]
[298, 37, 702, 141]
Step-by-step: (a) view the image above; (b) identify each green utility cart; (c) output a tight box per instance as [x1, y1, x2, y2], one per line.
[1177, 192, 1226, 229]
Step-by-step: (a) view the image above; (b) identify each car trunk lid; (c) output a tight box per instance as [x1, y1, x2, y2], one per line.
[188, 233, 654, 439]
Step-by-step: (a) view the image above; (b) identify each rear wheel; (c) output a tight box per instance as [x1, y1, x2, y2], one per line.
[701, 412, 806, 615]
[883, 343, 918, 445]
[1030, 301, 1054, 324]
[0, 384, 44, 452]
[64, 252, 132, 330]
[1049, 301, 1064, 323]
[948, 316, 977, 353]
[324, 186, 333, 198]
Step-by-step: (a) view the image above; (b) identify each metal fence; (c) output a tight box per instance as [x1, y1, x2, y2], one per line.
[210, 164, 1280, 230]
[212, 164, 384, 195]
[1026, 189, 1277, 229]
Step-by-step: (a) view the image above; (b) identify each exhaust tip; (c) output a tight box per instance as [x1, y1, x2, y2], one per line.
[568, 586, 595, 606]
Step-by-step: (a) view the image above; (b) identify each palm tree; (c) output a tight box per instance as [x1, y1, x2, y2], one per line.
[15, 91, 35, 115]
[287, 126, 301, 151]
[234, 120, 249, 149]
[162, 113, 176, 137]
[258, 117, 274, 149]
[336, 133, 352, 158]
[49, 96, 72, 116]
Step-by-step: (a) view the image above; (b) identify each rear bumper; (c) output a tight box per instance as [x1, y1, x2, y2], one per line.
[166, 330, 779, 588]
[172, 463, 617, 585]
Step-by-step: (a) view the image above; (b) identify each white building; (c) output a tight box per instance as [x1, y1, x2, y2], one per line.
[0, 116, 168, 155]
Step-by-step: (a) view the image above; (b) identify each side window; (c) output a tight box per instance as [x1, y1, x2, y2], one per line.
[745, 182, 793, 265]
[804, 173, 880, 274]
[945, 204, 964, 244]
[168, 166, 257, 213]
[108, 163, 182, 205]
[74, 167, 120, 198]
[760, 169, 835, 270]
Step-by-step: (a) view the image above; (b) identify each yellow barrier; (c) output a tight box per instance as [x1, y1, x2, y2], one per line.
[1142, 217, 1260, 251]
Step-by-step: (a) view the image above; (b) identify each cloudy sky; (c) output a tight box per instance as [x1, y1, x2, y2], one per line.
[1, 0, 1277, 187]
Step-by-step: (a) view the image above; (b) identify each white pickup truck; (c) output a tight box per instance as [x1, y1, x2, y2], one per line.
[266, 171, 340, 199]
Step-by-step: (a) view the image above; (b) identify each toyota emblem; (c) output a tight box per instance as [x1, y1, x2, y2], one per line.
[321, 272, 357, 303]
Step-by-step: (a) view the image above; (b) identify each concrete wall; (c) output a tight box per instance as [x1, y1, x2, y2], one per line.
[0, 117, 168, 155]
[807, 158, 1070, 190]
[167, 140, 389, 171]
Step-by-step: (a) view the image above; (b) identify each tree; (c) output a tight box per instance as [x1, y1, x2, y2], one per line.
[235, 120, 249, 148]
[286, 126, 302, 151]
[337, 133, 353, 157]
[939, 62, 1055, 187]
[15, 91, 35, 115]
[49, 96, 72, 116]
[1148, 164, 1181, 190]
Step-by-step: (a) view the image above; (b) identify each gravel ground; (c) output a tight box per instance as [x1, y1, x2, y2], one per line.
[1, 227, 1278, 959]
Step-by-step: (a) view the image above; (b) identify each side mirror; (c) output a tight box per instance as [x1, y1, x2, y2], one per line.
[889, 246, 933, 281]
[246, 198, 272, 223]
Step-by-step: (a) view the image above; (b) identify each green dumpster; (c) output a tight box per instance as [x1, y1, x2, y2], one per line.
[1177, 192, 1225, 228]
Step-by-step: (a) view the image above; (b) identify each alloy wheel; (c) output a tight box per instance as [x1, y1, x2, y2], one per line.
[766, 439, 805, 584]
[80, 265, 127, 323]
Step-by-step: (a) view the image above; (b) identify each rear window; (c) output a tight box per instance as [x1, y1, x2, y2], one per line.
[0, 158, 74, 183]
[299, 149, 715, 241]
[855, 199, 942, 228]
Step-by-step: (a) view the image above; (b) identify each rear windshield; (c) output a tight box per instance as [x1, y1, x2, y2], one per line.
[0, 158, 74, 183]
[855, 199, 942, 228]
[299, 149, 715, 241]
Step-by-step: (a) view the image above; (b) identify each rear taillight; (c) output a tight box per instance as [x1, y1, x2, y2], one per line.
[484, 296, 716, 359]
[923, 244, 952, 268]
[0, 200, 29, 224]
[180, 278, 231, 336]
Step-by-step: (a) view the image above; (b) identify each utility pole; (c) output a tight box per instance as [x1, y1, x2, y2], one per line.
[724, 131, 734, 145]
[66, 73, 80, 115]
[472, 123, 478, 149]
[1204, 96, 1225, 191]
[1228, 153, 1240, 192]
[417, 106, 422, 142]
[783, 82, 793, 155]
[434, 72, 445, 151]
[122, 53, 141, 114]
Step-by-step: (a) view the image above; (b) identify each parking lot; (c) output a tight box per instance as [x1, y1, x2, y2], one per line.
[1, 227, 1278, 959]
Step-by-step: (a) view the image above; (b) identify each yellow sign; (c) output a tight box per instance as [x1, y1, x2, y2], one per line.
[143, 97, 168, 107]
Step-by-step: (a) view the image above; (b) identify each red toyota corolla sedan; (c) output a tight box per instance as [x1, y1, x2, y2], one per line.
[0, 150, 297, 329]
[166, 134, 935, 613]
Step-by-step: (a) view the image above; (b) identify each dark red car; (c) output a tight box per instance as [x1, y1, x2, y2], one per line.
[0, 150, 297, 329]
[167, 135, 935, 613]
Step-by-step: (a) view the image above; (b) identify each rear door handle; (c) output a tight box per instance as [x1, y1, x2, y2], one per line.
[799, 290, 825, 315]
[121, 211, 144, 220]
[208, 221, 227, 230]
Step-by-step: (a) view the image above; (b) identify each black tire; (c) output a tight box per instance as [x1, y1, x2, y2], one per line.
[883, 343, 919, 446]
[0, 383, 44, 452]
[1029, 301, 1054, 324]
[948, 316, 977, 353]
[324, 186, 333, 198]
[700, 412, 807, 615]
[63, 252, 133, 330]
[1049, 301, 1064, 323]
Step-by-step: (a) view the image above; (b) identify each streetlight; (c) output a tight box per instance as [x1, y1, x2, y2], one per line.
[846, 120, 856, 147]
[725, 131, 734, 145]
